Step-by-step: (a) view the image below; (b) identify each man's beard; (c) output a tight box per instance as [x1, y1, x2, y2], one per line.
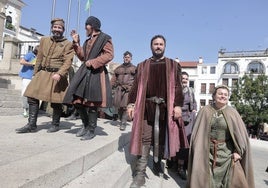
[152, 50, 164, 59]
[52, 31, 63, 39]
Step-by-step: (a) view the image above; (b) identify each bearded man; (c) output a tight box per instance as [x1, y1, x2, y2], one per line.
[16, 18, 74, 133]
[63, 16, 114, 141]
[127, 35, 188, 187]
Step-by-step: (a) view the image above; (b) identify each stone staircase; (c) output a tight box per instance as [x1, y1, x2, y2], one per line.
[0, 77, 23, 116]
[0, 78, 183, 187]
[0, 114, 183, 188]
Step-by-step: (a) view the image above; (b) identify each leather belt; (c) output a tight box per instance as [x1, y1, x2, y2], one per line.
[41, 67, 59, 72]
[147, 96, 165, 162]
[210, 138, 229, 168]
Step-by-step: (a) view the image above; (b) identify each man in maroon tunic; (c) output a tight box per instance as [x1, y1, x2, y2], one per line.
[127, 35, 188, 187]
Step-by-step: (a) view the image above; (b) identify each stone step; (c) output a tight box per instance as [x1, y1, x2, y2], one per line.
[63, 143, 135, 188]
[0, 83, 15, 89]
[0, 87, 23, 116]
[0, 77, 11, 84]
[0, 88, 21, 95]
[0, 116, 131, 188]
[0, 107, 23, 116]
[124, 152, 186, 188]
[0, 94, 22, 101]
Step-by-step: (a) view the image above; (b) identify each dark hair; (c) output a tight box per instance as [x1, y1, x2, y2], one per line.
[123, 51, 132, 57]
[181, 71, 189, 77]
[150, 35, 166, 46]
[85, 16, 101, 31]
[33, 45, 39, 55]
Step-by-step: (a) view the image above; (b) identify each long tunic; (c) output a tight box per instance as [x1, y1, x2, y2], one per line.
[209, 109, 233, 188]
[178, 86, 197, 159]
[111, 62, 136, 108]
[63, 32, 114, 107]
[128, 57, 188, 158]
[187, 104, 255, 188]
[24, 36, 74, 103]
[181, 86, 197, 138]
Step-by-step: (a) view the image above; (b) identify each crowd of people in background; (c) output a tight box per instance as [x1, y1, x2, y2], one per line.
[16, 16, 256, 188]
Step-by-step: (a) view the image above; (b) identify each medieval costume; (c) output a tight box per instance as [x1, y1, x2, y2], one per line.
[24, 36, 73, 103]
[128, 57, 188, 186]
[187, 104, 255, 188]
[176, 85, 197, 179]
[63, 16, 114, 140]
[110, 56, 136, 130]
[16, 18, 74, 133]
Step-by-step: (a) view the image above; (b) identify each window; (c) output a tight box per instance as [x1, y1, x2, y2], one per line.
[200, 99, 206, 108]
[222, 78, 228, 86]
[232, 79, 238, 88]
[189, 80, 194, 88]
[202, 67, 207, 74]
[247, 61, 264, 74]
[28, 45, 34, 52]
[209, 83, 215, 94]
[209, 100, 213, 105]
[210, 66, 216, 74]
[224, 62, 239, 74]
[201, 83, 206, 94]
[5, 15, 14, 31]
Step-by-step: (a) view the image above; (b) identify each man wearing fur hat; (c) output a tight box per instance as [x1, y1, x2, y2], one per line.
[16, 18, 74, 133]
[63, 16, 114, 140]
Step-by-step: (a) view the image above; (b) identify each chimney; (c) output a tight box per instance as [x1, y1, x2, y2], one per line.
[175, 57, 180, 63]
[198, 57, 203, 64]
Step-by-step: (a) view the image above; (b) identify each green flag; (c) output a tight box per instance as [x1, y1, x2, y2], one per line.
[85, 0, 92, 11]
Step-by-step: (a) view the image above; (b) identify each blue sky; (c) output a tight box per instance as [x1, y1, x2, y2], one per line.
[21, 0, 268, 65]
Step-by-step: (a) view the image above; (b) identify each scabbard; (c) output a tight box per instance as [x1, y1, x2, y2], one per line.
[147, 96, 165, 163]
[154, 103, 160, 162]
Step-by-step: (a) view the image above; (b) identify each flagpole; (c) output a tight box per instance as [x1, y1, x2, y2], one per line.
[66, 0, 72, 37]
[51, 0, 56, 19]
[50, 0, 56, 34]
[77, 0, 81, 33]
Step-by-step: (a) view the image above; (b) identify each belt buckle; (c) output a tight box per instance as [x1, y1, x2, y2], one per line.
[154, 97, 164, 104]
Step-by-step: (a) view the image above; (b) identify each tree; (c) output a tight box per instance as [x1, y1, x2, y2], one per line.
[230, 74, 268, 137]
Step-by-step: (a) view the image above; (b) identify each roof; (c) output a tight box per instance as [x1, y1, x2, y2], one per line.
[179, 61, 199, 68]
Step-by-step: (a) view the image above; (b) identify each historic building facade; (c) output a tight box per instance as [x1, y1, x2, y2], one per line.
[180, 50, 268, 110]
[1, 1, 268, 111]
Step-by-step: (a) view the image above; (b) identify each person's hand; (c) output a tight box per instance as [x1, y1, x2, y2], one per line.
[127, 104, 135, 119]
[52, 73, 61, 82]
[85, 60, 92, 68]
[173, 106, 182, 119]
[232, 152, 242, 162]
[70, 30, 80, 43]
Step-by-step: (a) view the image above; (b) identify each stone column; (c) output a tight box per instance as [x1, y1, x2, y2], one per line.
[0, 35, 19, 70]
